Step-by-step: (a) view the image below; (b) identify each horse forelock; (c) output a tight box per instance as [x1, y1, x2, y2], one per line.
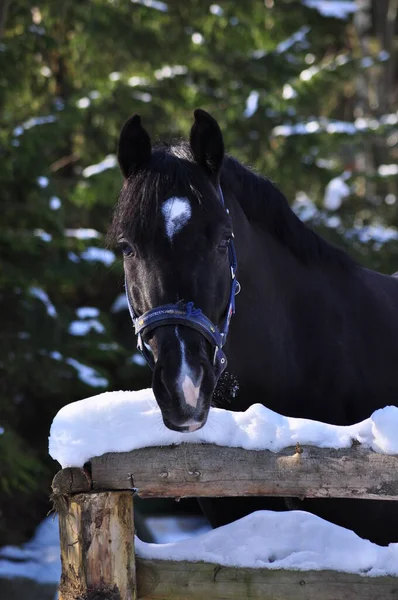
[108, 142, 214, 246]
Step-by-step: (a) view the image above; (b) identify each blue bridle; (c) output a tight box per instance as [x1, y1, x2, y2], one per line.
[125, 186, 240, 378]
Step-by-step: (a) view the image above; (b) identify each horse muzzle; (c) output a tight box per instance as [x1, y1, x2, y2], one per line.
[151, 327, 216, 432]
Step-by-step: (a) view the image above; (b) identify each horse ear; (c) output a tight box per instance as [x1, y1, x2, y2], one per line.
[190, 109, 224, 177]
[117, 114, 152, 178]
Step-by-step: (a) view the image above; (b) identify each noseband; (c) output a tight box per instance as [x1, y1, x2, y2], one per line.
[125, 186, 240, 379]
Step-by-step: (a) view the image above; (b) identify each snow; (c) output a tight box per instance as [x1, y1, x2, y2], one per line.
[65, 228, 101, 239]
[209, 4, 223, 16]
[128, 76, 150, 87]
[68, 319, 105, 336]
[76, 97, 90, 109]
[131, 0, 168, 11]
[282, 84, 297, 100]
[243, 91, 259, 118]
[49, 196, 61, 210]
[80, 247, 116, 266]
[109, 71, 121, 81]
[130, 353, 146, 366]
[136, 510, 398, 576]
[29, 287, 57, 317]
[40, 66, 51, 77]
[298, 49, 373, 83]
[300, 65, 320, 81]
[293, 192, 319, 221]
[133, 91, 152, 103]
[76, 306, 100, 319]
[323, 173, 351, 210]
[82, 154, 117, 177]
[303, 0, 357, 19]
[273, 119, 357, 137]
[292, 194, 398, 245]
[37, 176, 49, 188]
[49, 389, 398, 468]
[276, 27, 309, 55]
[326, 215, 341, 229]
[385, 194, 396, 205]
[111, 293, 128, 313]
[68, 251, 80, 263]
[254, 27, 309, 60]
[154, 65, 187, 80]
[379, 164, 398, 177]
[48, 351, 108, 387]
[33, 228, 52, 242]
[98, 342, 120, 351]
[191, 32, 204, 45]
[273, 118, 369, 137]
[361, 56, 374, 68]
[379, 50, 390, 61]
[66, 358, 108, 388]
[273, 111, 398, 139]
[13, 115, 56, 137]
[346, 225, 398, 245]
[0, 516, 60, 583]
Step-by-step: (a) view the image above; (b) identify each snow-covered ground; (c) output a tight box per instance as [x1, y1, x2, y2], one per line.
[49, 389, 398, 468]
[137, 510, 398, 576]
[0, 517, 60, 584]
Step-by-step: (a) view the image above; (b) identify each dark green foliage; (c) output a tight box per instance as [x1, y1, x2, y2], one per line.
[0, 0, 397, 544]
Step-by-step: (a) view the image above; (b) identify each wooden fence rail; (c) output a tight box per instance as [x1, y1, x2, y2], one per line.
[52, 443, 398, 600]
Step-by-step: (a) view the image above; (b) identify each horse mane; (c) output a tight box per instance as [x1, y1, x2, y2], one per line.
[221, 155, 355, 269]
[108, 140, 354, 270]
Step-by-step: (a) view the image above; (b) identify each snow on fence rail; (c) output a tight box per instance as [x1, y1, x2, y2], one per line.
[52, 441, 398, 600]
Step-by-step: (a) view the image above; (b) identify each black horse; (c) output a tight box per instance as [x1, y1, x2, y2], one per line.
[109, 109, 398, 545]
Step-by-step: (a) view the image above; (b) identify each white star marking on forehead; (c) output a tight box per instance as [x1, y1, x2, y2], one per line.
[161, 196, 192, 240]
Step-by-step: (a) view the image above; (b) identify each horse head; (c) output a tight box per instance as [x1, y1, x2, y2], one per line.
[111, 110, 238, 432]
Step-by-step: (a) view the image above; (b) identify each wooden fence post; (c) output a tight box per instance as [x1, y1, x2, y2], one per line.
[52, 468, 136, 600]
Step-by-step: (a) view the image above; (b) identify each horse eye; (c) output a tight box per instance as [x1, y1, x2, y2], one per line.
[120, 242, 135, 257]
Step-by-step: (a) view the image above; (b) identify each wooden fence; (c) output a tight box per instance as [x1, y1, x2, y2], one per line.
[51, 442, 398, 599]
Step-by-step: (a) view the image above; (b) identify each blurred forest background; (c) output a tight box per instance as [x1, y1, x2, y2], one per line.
[0, 0, 397, 546]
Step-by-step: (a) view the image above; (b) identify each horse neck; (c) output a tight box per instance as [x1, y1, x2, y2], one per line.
[224, 163, 350, 332]
[226, 190, 351, 408]
[233, 211, 303, 339]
